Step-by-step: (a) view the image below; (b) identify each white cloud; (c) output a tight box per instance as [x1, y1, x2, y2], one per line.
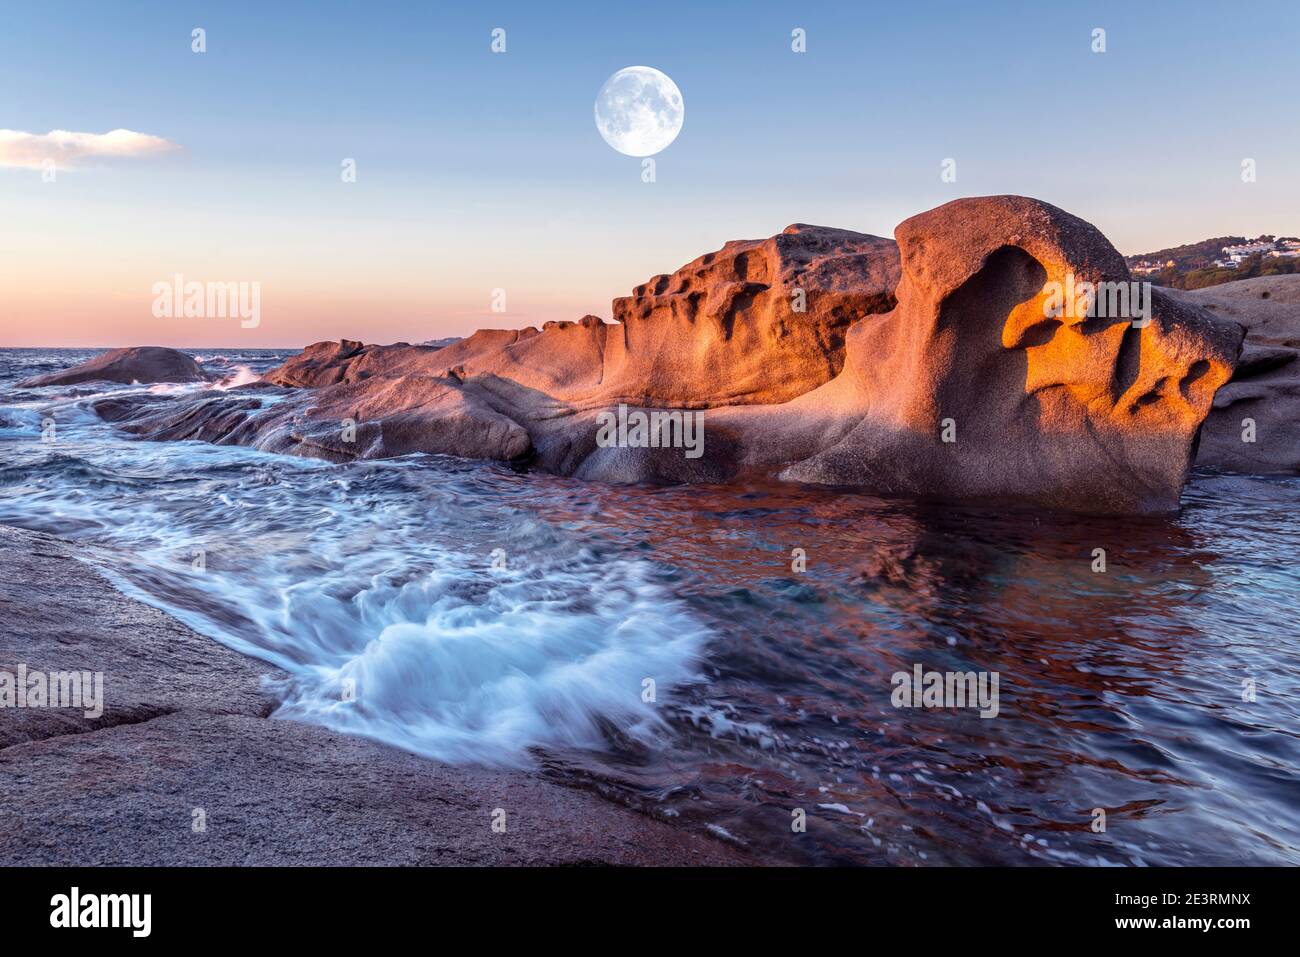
[0, 128, 180, 170]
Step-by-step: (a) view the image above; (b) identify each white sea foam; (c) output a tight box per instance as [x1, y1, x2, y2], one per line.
[0, 386, 710, 766]
[213, 363, 259, 389]
[270, 559, 707, 765]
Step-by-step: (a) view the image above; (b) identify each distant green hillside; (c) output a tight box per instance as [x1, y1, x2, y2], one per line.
[1126, 235, 1300, 290]
[1127, 237, 1247, 271]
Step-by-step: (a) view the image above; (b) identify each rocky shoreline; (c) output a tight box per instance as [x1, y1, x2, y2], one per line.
[8, 196, 1299, 863]
[0, 525, 747, 866]
[36, 195, 1281, 514]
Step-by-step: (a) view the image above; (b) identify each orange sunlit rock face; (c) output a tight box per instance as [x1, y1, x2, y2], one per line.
[601, 225, 900, 408]
[781, 196, 1243, 513]
[66, 196, 1243, 514]
[262, 225, 902, 411]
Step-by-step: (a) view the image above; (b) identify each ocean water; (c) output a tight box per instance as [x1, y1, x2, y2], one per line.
[1, 347, 1298, 865]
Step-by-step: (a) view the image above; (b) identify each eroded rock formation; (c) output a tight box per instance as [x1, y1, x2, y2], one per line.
[771, 197, 1243, 512]
[60, 196, 1248, 513]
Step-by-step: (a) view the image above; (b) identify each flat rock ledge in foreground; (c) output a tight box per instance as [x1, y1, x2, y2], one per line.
[0, 525, 747, 866]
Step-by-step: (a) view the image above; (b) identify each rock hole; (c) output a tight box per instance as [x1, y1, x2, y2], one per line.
[1017, 318, 1063, 348]
[1111, 324, 1142, 405]
[1180, 359, 1210, 398]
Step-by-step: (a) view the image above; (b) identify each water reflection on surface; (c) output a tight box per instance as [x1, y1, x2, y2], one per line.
[520, 472, 1300, 865]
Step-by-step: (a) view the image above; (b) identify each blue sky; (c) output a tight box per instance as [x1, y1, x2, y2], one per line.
[1, 0, 1297, 346]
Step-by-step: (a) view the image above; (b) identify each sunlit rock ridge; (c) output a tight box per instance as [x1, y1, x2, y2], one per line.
[73, 196, 1244, 514]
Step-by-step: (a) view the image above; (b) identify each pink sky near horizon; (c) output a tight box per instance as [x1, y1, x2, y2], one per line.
[4, 190, 1291, 351]
[0, 176, 660, 348]
[2, 145, 1294, 351]
[0, 272, 612, 350]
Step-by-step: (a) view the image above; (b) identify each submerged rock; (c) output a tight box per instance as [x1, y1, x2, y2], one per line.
[76, 197, 1248, 513]
[19, 346, 213, 387]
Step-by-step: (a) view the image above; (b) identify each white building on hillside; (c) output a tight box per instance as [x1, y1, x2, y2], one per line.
[1223, 241, 1276, 263]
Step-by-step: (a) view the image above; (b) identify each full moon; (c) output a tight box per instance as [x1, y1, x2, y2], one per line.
[594, 66, 684, 157]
